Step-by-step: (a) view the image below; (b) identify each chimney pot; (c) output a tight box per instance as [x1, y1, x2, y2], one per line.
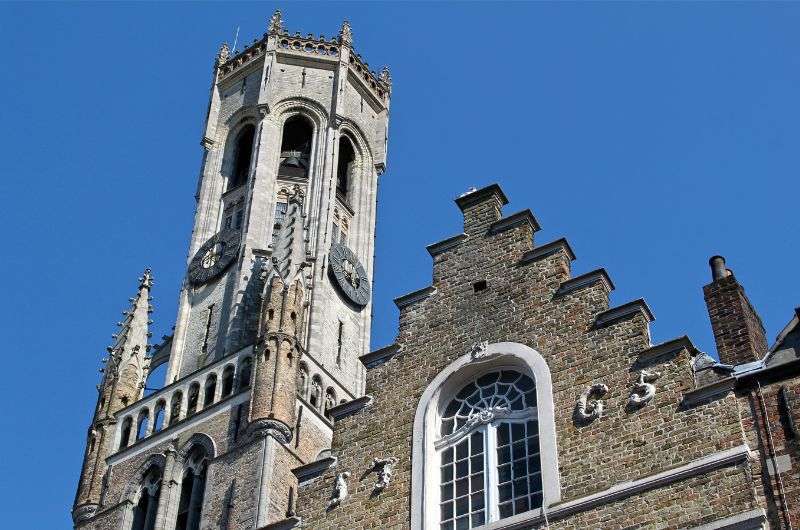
[709, 255, 729, 281]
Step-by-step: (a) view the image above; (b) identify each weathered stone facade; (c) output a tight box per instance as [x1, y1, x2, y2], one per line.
[74, 10, 799, 530]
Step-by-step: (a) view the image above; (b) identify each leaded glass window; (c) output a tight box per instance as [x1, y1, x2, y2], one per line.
[437, 370, 540, 529]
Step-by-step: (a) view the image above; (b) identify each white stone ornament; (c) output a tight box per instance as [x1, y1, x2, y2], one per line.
[628, 370, 661, 407]
[329, 471, 350, 508]
[575, 383, 609, 423]
[372, 457, 398, 492]
[468, 340, 491, 361]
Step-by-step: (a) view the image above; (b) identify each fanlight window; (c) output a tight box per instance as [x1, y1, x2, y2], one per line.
[437, 370, 541, 530]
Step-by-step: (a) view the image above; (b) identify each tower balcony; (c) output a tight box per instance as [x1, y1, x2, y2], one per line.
[109, 345, 254, 460]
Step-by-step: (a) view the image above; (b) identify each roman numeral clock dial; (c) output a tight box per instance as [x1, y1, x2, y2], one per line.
[187, 228, 241, 286]
[328, 242, 371, 308]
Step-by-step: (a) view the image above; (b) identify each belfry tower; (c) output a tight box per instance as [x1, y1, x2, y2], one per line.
[73, 11, 390, 529]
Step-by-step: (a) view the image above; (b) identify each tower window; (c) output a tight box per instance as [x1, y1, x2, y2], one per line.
[187, 383, 200, 416]
[131, 465, 162, 530]
[175, 447, 208, 530]
[324, 388, 337, 419]
[336, 136, 355, 202]
[297, 363, 309, 400]
[221, 365, 235, 398]
[272, 200, 288, 245]
[310, 375, 322, 409]
[136, 410, 149, 441]
[238, 356, 252, 390]
[278, 116, 313, 179]
[119, 417, 133, 450]
[204, 374, 217, 408]
[169, 391, 182, 426]
[153, 401, 166, 433]
[473, 280, 488, 293]
[230, 124, 255, 190]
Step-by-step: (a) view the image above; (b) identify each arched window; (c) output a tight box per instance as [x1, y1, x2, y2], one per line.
[336, 135, 355, 201]
[412, 343, 560, 530]
[297, 363, 309, 399]
[230, 124, 255, 190]
[119, 417, 133, 450]
[324, 388, 337, 419]
[175, 446, 208, 530]
[204, 374, 217, 408]
[169, 392, 183, 426]
[187, 383, 200, 416]
[221, 365, 235, 398]
[153, 401, 166, 433]
[278, 116, 312, 179]
[238, 356, 252, 390]
[438, 371, 539, 528]
[131, 465, 162, 530]
[136, 410, 150, 441]
[309, 375, 322, 409]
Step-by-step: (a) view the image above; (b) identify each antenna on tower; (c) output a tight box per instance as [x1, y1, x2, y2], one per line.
[232, 26, 240, 53]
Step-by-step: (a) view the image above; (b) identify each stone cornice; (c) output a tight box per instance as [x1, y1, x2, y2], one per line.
[488, 209, 542, 235]
[292, 456, 337, 484]
[394, 286, 435, 310]
[476, 445, 750, 529]
[327, 395, 373, 421]
[637, 336, 698, 363]
[682, 377, 736, 408]
[426, 233, 467, 257]
[556, 269, 614, 297]
[593, 299, 654, 328]
[519, 238, 576, 265]
[454, 183, 508, 211]
[257, 516, 301, 530]
[360, 344, 402, 369]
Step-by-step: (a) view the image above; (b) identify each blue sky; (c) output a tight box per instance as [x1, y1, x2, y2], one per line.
[1, 2, 799, 527]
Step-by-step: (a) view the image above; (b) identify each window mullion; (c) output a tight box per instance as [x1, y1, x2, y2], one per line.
[486, 423, 499, 523]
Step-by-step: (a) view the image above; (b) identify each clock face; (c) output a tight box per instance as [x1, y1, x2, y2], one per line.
[329, 242, 371, 308]
[188, 228, 241, 285]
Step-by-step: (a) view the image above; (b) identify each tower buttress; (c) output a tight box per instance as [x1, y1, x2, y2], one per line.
[248, 187, 309, 442]
[73, 269, 153, 524]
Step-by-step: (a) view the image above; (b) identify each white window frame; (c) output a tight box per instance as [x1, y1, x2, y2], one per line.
[411, 342, 560, 530]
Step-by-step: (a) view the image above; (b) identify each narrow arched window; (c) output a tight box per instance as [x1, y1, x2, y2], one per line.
[221, 365, 235, 398]
[119, 417, 133, 450]
[336, 135, 355, 202]
[153, 401, 166, 433]
[175, 447, 208, 530]
[238, 357, 252, 390]
[204, 374, 217, 408]
[324, 388, 337, 419]
[136, 410, 150, 441]
[230, 124, 255, 190]
[169, 392, 183, 426]
[437, 371, 540, 528]
[187, 383, 200, 416]
[297, 363, 309, 399]
[131, 465, 162, 530]
[310, 375, 322, 409]
[278, 116, 312, 179]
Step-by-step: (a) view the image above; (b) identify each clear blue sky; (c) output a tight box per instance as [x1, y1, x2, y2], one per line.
[1, 2, 799, 527]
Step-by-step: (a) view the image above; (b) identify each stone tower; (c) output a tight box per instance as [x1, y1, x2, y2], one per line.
[72, 11, 390, 529]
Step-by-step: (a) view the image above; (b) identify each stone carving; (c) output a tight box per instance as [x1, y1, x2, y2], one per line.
[372, 457, 398, 491]
[379, 65, 392, 86]
[248, 418, 292, 444]
[329, 471, 350, 508]
[217, 42, 230, 65]
[339, 20, 353, 46]
[468, 340, 490, 360]
[628, 370, 661, 407]
[575, 383, 609, 423]
[436, 406, 516, 449]
[268, 10, 283, 35]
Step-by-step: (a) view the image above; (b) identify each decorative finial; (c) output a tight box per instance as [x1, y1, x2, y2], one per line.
[268, 10, 283, 35]
[339, 20, 353, 46]
[217, 42, 230, 65]
[139, 268, 154, 290]
[379, 65, 392, 86]
[288, 184, 305, 205]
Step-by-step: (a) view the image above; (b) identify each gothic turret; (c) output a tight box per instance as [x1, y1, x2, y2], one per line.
[248, 187, 309, 443]
[73, 269, 153, 524]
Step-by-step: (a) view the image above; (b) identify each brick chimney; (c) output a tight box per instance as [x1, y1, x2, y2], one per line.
[703, 256, 768, 365]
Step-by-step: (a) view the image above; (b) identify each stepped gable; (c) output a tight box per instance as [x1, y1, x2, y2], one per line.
[293, 184, 754, 530]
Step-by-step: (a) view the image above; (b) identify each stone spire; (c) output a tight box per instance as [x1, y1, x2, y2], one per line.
[73, 269, 155, 524]
[247, 189, 310, 444]
[338, 20, 353, 46]
[379, 65, 392, 87]
[268, 9, 284, 35]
